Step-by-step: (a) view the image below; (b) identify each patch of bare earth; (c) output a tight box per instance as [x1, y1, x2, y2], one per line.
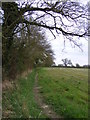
[2, 80, 14, 90]
[33, 73, 63, 120]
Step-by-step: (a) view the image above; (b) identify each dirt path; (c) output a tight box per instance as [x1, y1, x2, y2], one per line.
[33, 73, 63, 120]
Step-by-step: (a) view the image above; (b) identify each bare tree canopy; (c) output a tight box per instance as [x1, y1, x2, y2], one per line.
[2, 0, 89, 37]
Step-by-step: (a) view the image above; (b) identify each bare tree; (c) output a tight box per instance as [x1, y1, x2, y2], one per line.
[62, 58, 73, 67]
[1, 0, 89, 78]
[62, 58, 68, 66]
[2, 0, 89, 48]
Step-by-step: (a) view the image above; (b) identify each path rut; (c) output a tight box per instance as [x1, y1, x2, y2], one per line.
[33, 73, 63, 120]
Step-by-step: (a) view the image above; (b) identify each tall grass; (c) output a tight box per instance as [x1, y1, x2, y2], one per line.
[2, 69, 46, 118]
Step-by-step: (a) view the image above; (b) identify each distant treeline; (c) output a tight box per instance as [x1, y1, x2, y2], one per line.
[52, 65, 90, 69]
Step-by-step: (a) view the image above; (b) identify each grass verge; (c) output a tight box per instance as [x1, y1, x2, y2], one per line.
[2, 69, 46, 118]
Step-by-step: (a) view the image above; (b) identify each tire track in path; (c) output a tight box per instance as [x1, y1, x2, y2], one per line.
[33, 73, 63, 120]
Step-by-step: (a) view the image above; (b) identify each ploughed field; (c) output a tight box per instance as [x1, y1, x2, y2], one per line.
[37, 68, 88, 118]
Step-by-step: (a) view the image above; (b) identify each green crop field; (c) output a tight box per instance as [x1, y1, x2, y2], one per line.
[37, 68, 88, 118]
[3, 67, 88, 119]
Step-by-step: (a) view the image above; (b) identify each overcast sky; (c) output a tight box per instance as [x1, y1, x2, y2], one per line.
[46, 0, 89, 66]
[46, 32, 88, 66]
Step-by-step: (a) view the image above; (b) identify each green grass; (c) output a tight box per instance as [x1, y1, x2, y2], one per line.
[37, 67, 88, 118]
[2, 69, 46, 118]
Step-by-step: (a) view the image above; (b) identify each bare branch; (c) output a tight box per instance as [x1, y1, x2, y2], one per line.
[2, 0, 88, 42]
